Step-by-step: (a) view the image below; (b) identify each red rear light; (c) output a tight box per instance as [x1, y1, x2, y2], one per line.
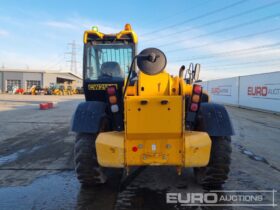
[132, 146, 138, 152]
[190, 103, 198, 112]
[193, 85, 202, 95]
[107, 86, 116, 96]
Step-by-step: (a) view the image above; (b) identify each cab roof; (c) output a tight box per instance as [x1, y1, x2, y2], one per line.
[83, 24, 138, 44]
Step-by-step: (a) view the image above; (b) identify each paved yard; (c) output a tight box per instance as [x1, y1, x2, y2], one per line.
[0, 94, 279, 210]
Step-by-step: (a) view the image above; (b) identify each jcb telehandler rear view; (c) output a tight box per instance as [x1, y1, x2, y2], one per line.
[71, 24, 234, 189]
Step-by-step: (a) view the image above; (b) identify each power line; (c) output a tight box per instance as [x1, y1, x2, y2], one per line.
[157, 12, 280, 48]
[205, 62, 280, 71]
[180, 49, 280, 67]
[166, 26, 280, 53]
[150, 0, 208, 25]
[66, 40, 78, 74]
[173, 45, 280, 62]
[144, 1, 280, 43]
[45, 56, 65, 70]
[171, 41, 280, 62]
[42, 54, 64, 69]
[43, 54, 65, 70]
[204, 58, 280, 68]
[140, 0, 248, 36]
[200, 54, 280, 66]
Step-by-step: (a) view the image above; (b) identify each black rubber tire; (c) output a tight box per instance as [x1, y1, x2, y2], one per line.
[194, 136, 232, 190]
[74, 133, 107, 186]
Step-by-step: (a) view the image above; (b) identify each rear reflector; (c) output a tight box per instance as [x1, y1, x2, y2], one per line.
[190, 103, 198, 112]
[192, 94, 200, 103]
[110, 104, 119, 113]
[107, 86, 116, 96]
[193, 85, 202, 95]
[132, 146, 138, 152]
[109, 95, 117, 104]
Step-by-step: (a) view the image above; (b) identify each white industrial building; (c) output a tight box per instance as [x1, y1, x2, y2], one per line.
[0, 69, 83, 93]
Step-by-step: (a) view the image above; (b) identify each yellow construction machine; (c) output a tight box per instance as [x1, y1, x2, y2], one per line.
[71, 24, 234, 189]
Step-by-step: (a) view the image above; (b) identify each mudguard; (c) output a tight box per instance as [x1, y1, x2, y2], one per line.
[71, 101, 107, 133]
[196, 103, 234, 136]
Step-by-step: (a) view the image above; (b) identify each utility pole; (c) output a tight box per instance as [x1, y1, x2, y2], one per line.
[66, 40, 77, 74]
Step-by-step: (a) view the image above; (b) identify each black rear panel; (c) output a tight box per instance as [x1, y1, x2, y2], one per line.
[84, 79, 124, 102]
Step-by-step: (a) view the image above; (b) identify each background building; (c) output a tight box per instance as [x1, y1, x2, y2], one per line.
[0, 69, 82, 93]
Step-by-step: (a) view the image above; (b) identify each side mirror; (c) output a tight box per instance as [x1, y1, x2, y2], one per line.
[193, 63, 201, 81]
[137, 48, 167, 75]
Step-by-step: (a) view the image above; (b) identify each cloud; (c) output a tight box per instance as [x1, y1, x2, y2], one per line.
[0, 17, 132, 71]
[0, 51, 68, 71]
[5, 13, 278, 81]
[44, 21, 78, 30]
[43, 17, 121, 33]
[164, 62, 239, 81]
[70, 17, 120, 33]
[139, 24, 280, 80]
[0, 29, 9, 36]
[141, 24, 279, 57]
[0, 16, 24, 26]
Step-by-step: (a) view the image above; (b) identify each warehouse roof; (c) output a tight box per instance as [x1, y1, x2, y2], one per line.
[0, 68, 82, 80]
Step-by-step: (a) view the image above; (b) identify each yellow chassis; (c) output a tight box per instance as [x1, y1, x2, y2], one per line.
[96, 70, 212, 171]
[96, 130, 211, 168]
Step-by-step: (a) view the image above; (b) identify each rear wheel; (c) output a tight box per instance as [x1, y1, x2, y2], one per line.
[194, 136, 231, 189]
[74, 133, 107, 186]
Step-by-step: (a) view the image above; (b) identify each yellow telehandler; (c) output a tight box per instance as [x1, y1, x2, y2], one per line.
[71, 24, 234, 189]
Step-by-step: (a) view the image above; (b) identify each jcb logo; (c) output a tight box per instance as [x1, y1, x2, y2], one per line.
[88, 84, 118, 90]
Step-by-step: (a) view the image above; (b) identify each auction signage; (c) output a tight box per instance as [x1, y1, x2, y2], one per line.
[206, 77, 239, 105]
[247, 84, 280, 99]
[211, 85, 232, 96]
[166, 190, 277, 207]
[239, 72, 280, 112]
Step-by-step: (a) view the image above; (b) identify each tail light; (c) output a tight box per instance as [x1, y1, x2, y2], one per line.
[192, 94, 200, 103]
[193, 84, 202, 95]
[190, 103, 198, 112]
[189, 84, 202, 113]
[107, 86, 119, 113]
[109, 96, 117, 104]
[107, 86, 116, 96]
[132, 146, 138, 152]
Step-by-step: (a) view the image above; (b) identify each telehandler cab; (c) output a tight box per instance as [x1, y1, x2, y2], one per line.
[71, 24, 234, 189]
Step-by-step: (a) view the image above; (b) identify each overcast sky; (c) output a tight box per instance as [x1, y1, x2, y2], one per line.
[0, 0, 280, 80]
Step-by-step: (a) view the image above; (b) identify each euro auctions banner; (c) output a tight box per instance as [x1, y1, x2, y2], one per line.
[198, 71, 280, 113]
[205, 77, 239, 105]
[239, 72, 280, 112]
